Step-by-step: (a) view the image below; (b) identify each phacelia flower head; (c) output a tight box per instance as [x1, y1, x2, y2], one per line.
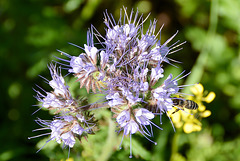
[30, 6, 210, 159]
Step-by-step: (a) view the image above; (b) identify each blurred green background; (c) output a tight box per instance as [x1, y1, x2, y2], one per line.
[1, 0, 239, 160]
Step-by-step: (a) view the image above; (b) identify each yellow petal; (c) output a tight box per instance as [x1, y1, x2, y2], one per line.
[183, 123, 194, 133]
[201, 110, 211, 117]
[65, 158, 74, 161]
[175, 122, 183, 128]
[204, 92, 216, 103]
[191, 83, 204, 95]
[172, 112, 181, 123]
[187, 95, 194, 100]
[183, 123, 202, 133]
[188, 114, 195, 120]
[193, 124, 202, 131]
[193, 118, 202, 125]
[198, 105, 206, 112]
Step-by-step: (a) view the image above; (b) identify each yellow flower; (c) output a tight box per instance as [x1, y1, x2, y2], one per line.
[61, 158, 74, 161]
[169, 83, 215, 133]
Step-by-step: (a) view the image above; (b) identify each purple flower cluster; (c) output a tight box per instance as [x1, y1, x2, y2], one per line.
[30, 64, 96, 150]
[31, 7, 189, 158]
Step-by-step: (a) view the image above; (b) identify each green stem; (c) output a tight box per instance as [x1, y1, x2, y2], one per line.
[170, 129, 180, 161]
[98, 118, 116, 161]
[238, 8, 240, 61]
[183, 0, 219, 93]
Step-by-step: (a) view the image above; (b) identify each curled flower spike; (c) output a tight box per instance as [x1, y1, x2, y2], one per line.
[34, 63, 75, 114]
[31, 63, 97, 152]
[57, 33, 107, 94]
[29, 114, 95, 149]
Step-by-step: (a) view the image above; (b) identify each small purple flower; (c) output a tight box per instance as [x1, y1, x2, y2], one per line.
[139, 81, 149, 92]
[35, 64, 74, 112]
[134, 108, 162, 137]
[50, 119, 65, 144]
[61, 132, 76, 148]
[150, 45, 170, 63]
[100, 50, 109, 69]
[105, 24, 137, 50]
[153, 86, 167, 101]
[135, 108, 154, 126]
[163, 74, 179, 94]
[106, 92, 126, 107]
[121, 88, 142, 105]
[84, 44, 98, 65]
[116, 110, 139, 134]
[71, 123, 84, 135]
[49, 117, 77, 148]
[69, 55, 96, 77]
[48, 64, 71, 97]
[42, 93, 63, 108]
[30, 115, 90, 149]
[152, 90, 173, 118]
[150, 31, 181, 64]
[68, 56, 85, 74]
[116, 110, 130, 127]
[152, 82, 176, 114]
[123, 120, 139, 135]
[49, 76, 67, 96]
[116, 110, 142, 136]
[137, 34, 156, 52]
[116, 108, 159, 158]
[133, 66, 148, 81]
[50, 119, 76, 148]
[150, 66, 164, 86]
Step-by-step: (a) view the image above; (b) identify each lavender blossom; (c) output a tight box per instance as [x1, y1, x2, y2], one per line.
[106, 92, 126, 107]
[35, 64, 75, 112]
[135, 108, 155, 126]
[116, 108, 159, 158]
[105, 23, 138, 50]
[31, 63, 97, 151]
[31, 6, 193, 159]
[100, 8, 185, 153]
[29, 115, 90, 149]
[49, 115, 85, 148]
[150, 66, 164, 86]
[151, 74, 180, 115]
